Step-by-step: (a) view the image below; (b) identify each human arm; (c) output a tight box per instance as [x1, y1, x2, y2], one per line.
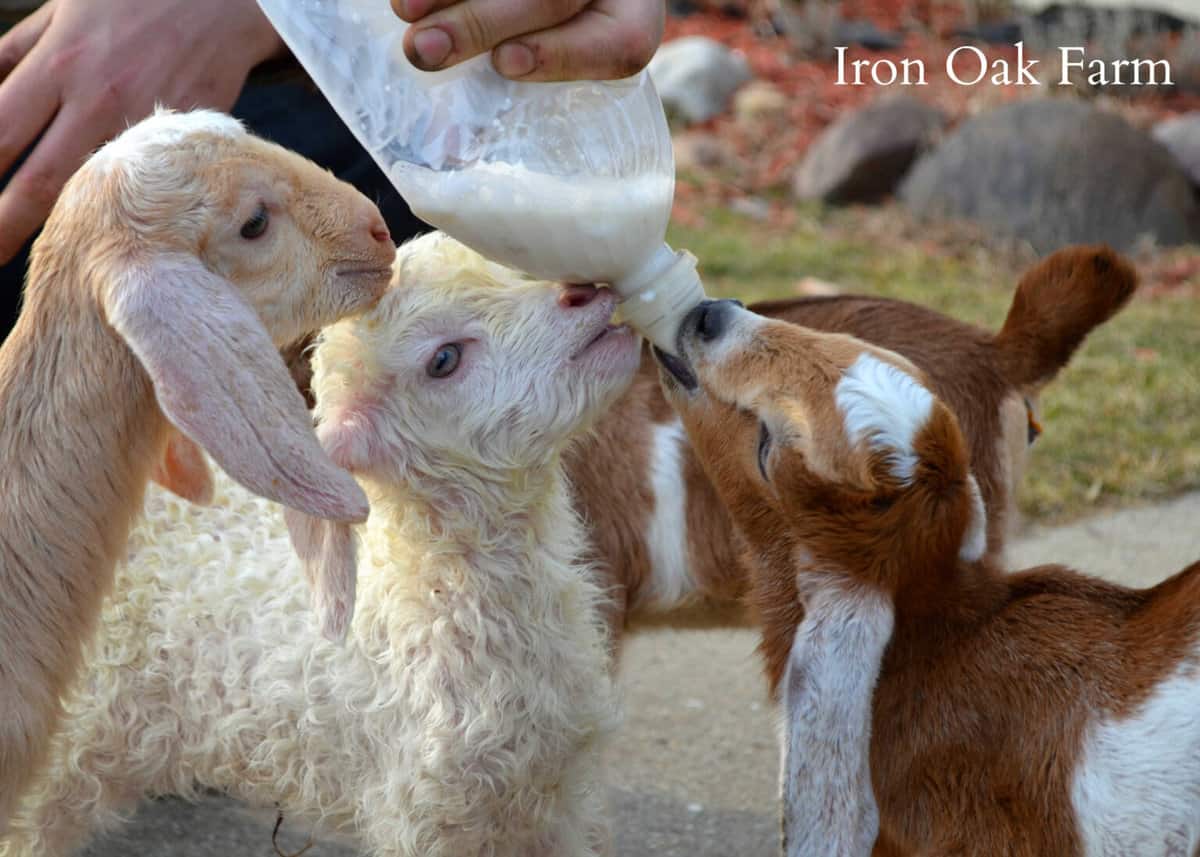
[0, 0, 285, 264]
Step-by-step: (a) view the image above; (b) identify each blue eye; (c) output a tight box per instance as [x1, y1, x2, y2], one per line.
[427, 343, 462, 378]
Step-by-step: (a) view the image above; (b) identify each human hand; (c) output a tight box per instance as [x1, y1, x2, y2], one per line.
[392, 0, 664, 82]
[0, 0, 285, 264]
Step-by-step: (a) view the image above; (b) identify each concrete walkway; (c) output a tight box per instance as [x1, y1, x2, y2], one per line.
[71, 492, 1200, 856]
[1007, 492, 1200, 588]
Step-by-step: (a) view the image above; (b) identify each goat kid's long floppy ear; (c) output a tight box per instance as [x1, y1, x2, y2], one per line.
[104, 254, 369, 523]
[280, 403, 395, 640]
[152, 431, 214, 505]
[284, 508, 356, 641]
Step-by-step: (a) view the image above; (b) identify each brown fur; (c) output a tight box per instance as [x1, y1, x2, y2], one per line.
[663, 283, 1200, 856]
[0, 117, 393, 825]
[867, 560, 1200, 856]
[566, 246, 1137, 633]
[994, 246, 1137, 389]
[563, 371, 659, 643]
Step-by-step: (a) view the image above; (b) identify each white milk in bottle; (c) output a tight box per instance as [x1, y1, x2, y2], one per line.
[257, 0, 705, 351]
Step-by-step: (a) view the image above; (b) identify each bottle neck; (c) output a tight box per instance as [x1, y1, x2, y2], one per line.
[614, 244, 706, 354]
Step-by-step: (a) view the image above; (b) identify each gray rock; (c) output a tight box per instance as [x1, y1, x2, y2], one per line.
[1011, 0, 1200, 29]
[733, 80, 789, 124]
[673, 131, 734, 172]
[1154, 112, 1200, 186]
[955, 19, 1024, 44]
[899, 98, 1200, 252]
[648, 36, 753, 125]
[831, 19, 904, 51]
[794, 96, 947, 204]
[1176, 33, 1200, 96]
[728, 195, 772, 221]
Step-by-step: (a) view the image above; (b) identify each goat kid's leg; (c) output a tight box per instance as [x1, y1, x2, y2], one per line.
[0, 671, 62, 833]
[0, 705, 169, 857]
[0, 755, 143, 856]
[780, 578, 893, 857]
[530, 792, 611, 857]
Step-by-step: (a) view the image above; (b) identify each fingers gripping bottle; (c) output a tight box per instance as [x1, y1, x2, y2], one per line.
[257, 0, 705, 352]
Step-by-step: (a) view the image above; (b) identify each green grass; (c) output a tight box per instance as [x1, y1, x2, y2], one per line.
[667, 206, 1200, 523]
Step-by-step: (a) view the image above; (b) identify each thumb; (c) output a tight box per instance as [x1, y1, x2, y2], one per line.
[491, 1, 662, 82]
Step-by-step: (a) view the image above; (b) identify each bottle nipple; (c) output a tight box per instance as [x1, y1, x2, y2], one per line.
[614, 244, 705, 354]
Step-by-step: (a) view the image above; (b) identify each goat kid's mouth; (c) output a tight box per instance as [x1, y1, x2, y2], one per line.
[335, 264, 394, 302]
[653, 299, 712, 392]
[653, 346, 698, 392]
[568, 288, 636, 362]
[572, 321, 633, 359]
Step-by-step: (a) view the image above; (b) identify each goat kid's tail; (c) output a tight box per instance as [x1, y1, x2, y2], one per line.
[993, 245, 1138, 390]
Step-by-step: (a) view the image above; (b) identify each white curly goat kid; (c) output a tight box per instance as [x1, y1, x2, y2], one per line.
[2, 233, 640, 857]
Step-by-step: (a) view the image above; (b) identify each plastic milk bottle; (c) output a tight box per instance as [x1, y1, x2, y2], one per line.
[256, 0, 706, 351]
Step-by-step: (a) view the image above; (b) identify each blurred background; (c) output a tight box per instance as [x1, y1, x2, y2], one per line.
[654, 0, 1199, 523]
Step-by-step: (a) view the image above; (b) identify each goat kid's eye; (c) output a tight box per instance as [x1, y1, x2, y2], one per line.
[427, 343, 462, 379]
[757, 421, 772, 481]
[239, 204, 269, 240]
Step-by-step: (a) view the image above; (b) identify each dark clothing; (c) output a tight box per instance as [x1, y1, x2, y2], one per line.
[0, 71, 429, 339]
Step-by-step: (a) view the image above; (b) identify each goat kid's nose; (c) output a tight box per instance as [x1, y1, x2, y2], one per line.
[367, 213, 391, 245]
[559, 283, 599, 309]
[690, 299, 738, 343]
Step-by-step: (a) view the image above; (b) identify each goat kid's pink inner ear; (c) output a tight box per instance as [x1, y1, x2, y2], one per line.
[318, 405, 385, 473]
[558, 284, 598, 309]
[152, 433, 214, 505]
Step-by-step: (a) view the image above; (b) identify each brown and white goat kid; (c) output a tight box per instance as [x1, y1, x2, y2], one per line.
[567, 246, 1136, 637]
[0, 109, 394, 826]
[658, 289, 1200, 857]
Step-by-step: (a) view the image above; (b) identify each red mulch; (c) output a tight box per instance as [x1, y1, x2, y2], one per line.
[1140, 250, 1200, 298]
[664, 2, 1200, 237]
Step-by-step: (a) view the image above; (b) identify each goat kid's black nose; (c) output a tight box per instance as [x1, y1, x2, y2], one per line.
[691, 299, 738, 342]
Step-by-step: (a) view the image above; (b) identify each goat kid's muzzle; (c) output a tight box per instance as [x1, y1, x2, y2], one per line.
[653, 299, 745, 392]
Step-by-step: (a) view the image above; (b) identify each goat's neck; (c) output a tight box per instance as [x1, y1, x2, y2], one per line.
[362, 456, 577, 585]
[882, 553, 1008, 631]
[0, 281, 166, 682]
[781, 574, 893, 857]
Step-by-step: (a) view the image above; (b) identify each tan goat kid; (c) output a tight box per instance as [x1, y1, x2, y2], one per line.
[0, 109, 395, 826]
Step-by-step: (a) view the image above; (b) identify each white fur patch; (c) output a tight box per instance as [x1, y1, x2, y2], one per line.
[959, 474, 988, 562]
[642, 420, 696, 609]
[91, 108, 245, 171]
[781, 576, 893, 857]
[1071, 660, 1200, 856]
[836, 354, 933, 485]
[697, 303, 767, 371]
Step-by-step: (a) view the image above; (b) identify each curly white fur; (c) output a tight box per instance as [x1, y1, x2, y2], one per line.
[2, 233, 638, 857]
